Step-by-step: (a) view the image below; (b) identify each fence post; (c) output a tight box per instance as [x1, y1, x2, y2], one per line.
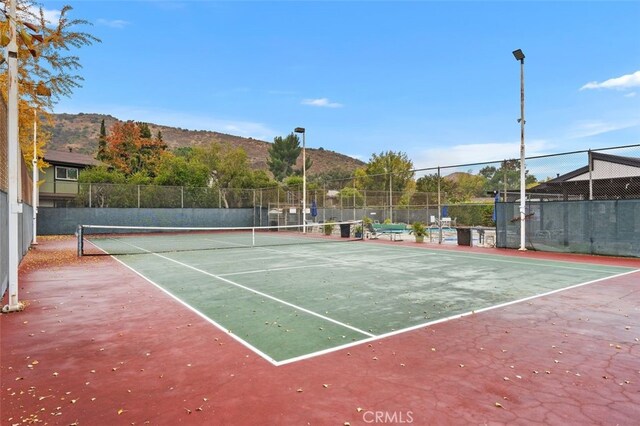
[389, 174, 393, 223]
[260, 189, 263, 226]
[137, 185, 140, 208]
[588, 150, 593, 200]
[323, 184, 326, 222]
[89, 183, 92, 208]
[353, 181, 356, 221]
[503, 160, 508, 202]
[437, 166, 442, 244]
[181, 186, 184, 208]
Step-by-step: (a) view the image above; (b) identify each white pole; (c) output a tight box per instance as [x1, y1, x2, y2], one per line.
[4, 0, 24, 312]
[302, 131, 306, 233]
[518, 55, 527, 251]
[437, 166, 442, 244]
[32, 110, 38, 245]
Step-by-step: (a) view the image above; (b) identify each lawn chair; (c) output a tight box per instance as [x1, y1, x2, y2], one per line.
[366, 222, 380, 239]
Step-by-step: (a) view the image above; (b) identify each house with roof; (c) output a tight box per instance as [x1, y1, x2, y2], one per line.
[39, 149, 102, 207]
[530, 151, 640, 201]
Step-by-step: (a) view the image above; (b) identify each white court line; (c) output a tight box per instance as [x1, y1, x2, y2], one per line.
[85, 236, 638, 366]
[108, 239, 374, 339]
[218, 252, 434, 278]
[83, 238, 280, 365]
[218, 262, 333, 277]
[111, 256, 281, 365]
[352, 242, 634, 274]
[274, 268, 640, 366]
[150, 251, 375, 338]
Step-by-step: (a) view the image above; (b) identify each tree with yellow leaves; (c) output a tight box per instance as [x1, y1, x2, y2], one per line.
[0, 0, 99, 168]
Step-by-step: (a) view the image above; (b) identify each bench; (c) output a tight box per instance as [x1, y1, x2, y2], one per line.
[371, 223, 407, 241]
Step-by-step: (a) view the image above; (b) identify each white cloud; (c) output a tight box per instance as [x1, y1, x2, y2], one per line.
[568, 118, 640, 139]
[21, 5, 59, 25]
[97, 19, 130, 29]
[624, 92, 637, 98]
[412, 140, 553, 172]
[302, 98, 343, 108]
[580, 70, 640, 91]
[41, 8, 60, 24]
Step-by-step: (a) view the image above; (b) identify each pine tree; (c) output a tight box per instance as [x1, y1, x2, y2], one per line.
[96, 119, 108, 161]
[267, 133, 302, 181]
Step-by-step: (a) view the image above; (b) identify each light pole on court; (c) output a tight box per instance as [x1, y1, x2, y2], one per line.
[294, 127, 306, 233]
[512, 48, 527, 251]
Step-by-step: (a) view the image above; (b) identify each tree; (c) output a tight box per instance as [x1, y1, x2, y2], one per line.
[267, 133, 302, 181]
[138, 122, 152, 139]
[0, 2, 100, 162]
[96, 119, 108, 161]
[104, 121, 166, 176]
[361, 151, 414, 192]
[153, 154, 209, 187]
[416, 173, 454, 195]
[449, 173, 486, 202]
[78, 165, 126, 184]
[479, 160, 537, 193]
[310, 168, 355, 190]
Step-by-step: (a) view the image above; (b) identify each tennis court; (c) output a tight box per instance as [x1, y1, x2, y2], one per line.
[4, 233, 639, 424]
[80, 224, 636, 365]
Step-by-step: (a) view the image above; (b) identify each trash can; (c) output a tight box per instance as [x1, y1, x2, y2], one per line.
[456, 227, 472, 246]
[339, 223, 351, 238]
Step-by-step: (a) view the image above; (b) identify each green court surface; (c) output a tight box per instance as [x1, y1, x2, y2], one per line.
[91, 236, 636, 365]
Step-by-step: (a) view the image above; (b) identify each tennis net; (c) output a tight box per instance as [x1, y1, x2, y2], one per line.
[77, 220, 364, 256]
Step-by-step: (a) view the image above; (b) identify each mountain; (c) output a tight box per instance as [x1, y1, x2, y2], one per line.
[45, 113, 364, 175]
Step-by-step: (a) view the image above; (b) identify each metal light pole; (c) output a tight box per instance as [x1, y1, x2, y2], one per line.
[32, 110, 38, 245]
[4, 0, 23, 312]
[513, 48, 527, 251]
[294, 127, 306, 233]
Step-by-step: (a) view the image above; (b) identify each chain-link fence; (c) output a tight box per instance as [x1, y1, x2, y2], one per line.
[68, 144, 639, 229]
[32, 141, 640, 256]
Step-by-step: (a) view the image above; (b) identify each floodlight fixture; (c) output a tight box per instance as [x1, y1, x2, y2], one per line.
[512, 49, 525, 62]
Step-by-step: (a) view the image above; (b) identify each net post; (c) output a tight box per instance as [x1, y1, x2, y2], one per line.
[77, 225, 84, 257]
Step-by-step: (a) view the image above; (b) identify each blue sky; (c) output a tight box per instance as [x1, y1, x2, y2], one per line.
[44, 1, 640, 170]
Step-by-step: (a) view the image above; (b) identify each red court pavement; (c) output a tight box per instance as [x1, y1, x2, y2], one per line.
[1, 236, 639, 425]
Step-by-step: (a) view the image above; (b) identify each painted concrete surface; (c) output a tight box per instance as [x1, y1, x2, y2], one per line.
[1, 236, 639, 425]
